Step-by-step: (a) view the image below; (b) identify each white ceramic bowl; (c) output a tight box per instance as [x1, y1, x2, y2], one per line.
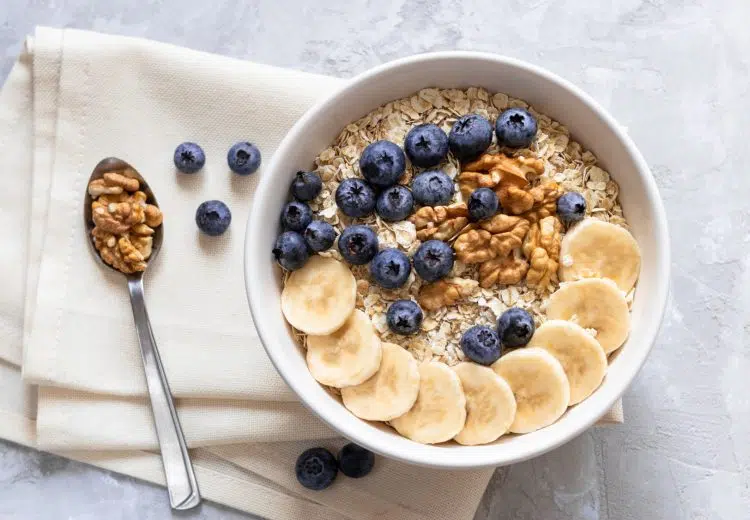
[245, 52, 669, 469]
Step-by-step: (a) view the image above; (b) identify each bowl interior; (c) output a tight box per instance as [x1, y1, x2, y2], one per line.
[246, 53, 669, 469]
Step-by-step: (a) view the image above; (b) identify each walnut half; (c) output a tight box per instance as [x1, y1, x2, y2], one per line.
[478, 251, 529, 288]
[418, 277, 479, 311]
[408, 203, 471, 242]
[520, 181, 564, 224]
[88, 171, 140, 197]
[453, 214, 531, 289]
[458, 153, 545, 214]
[522, 216, 562, 288]
[453, 214, 529, 264]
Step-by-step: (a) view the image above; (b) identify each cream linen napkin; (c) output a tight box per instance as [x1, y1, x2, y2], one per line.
[0, 26, 621, 520]
[18, 26, 340, 448]
[0, 28, 497, 520]
[0, 46, 32, 367]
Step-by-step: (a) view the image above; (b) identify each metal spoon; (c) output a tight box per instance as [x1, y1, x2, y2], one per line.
[84, 157, 201, 510]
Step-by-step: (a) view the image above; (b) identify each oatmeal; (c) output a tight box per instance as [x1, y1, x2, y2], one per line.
[274, 86, 642, 444]
[307, 88, 627, 366]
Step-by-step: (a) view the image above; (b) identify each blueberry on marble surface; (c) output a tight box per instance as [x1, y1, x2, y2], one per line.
[404, 123, 449, 168]
[495, 108, 537, 149]
[273, 231, 309, 271]
[411, 170, 454, 207]
[448, 114, 493, 160]
[460, 325, 502, 365]
[376, 185, 414, 222]
[295, 447, 338, 490]
[386, 300, 423, 335]
[280, 201, 313, 232]
[335, 178, 376, 218]
[338, 443, 375, 479]
[413, 239, 454, 282]
[359, 140, 406, 188]
[291, 170, 322, 201]
[195, 200, 231, 236]
[468, 188, 499, 221]
[173, 142, 205, 174]
[304, 221, 337, 252]
[556, 191, 587, 224]
[227, 141, 261, 175]
[370, 248, 411, 289]
[497, 307, 535, 347]
[337, 225, 378, 265]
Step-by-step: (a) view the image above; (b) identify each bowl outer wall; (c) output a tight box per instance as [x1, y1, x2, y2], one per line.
[245, 51, 670, 469]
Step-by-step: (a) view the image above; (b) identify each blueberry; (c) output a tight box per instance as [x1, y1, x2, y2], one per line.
[291, 171, 322, 201]
[411, 170, 454, 206]
[386, 300, 423, 335]
[173, 142, 205, 174]
[556, 192, 586, 224]
[227, 141, 261, 175]
[338, 443, 375, 479]
[376, 185, 414, 222]
[468, 188, 499, 221]
[404, 124, 449, 168]
[280, 201, 313, 232]
[273, 231, 309, 270]
[195, 200, 232, 236]
[495, 108, 538, 149]
[359, 140, 406, 188]
[303, 221, 337, 252]
[295, 447, 338, 490]
[497, 307, 535, 347]
[335, 178, 376, 218]
[413, 240, 454, 282]
[460, 325, 502, 365]
[370, 248, 411, 289]
[337, 225, 378, 265]
[448, 114, 493, 160]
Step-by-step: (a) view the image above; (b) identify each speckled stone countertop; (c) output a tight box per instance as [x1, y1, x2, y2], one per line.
[2, 1, 749, 519]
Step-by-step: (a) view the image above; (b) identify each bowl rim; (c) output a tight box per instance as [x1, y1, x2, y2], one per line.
[245, 51, 670, 469]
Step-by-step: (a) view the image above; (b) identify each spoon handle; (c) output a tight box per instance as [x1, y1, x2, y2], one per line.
[127, 276, 201, 510]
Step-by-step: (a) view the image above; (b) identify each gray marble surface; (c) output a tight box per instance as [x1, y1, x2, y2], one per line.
[1, 0, 749, 519]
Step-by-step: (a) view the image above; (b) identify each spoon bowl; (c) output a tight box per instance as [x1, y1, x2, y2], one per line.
[83, 157, 164, 276]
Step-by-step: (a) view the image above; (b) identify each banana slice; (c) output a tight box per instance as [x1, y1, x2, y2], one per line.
[281, 256, 356, 335]
[527, 320, 607, 405]
[452, 363, 516, 446]
[341, 343, 420, 421]
[546, 278, 630, 354]
[492, 348, 570, 434]
[390, 362, 467, 444]
[559, 218, 641, 292]
[306, 310, 382, 388]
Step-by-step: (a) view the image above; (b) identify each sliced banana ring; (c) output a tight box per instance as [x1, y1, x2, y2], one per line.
[559, 218, 641, 292]
[546, 278, 630, 354]
[306, 310, 382, 388]
[492, 348, 570, 434]
[341, 342, 420, 421]
[452, 363, 516, 446]
[390, 362, 467, 444]
[528, 320, 607, 405]
[281, 256, 356, 335]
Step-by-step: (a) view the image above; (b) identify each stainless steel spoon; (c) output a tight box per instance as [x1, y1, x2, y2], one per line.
[84, 157, 201, 510]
